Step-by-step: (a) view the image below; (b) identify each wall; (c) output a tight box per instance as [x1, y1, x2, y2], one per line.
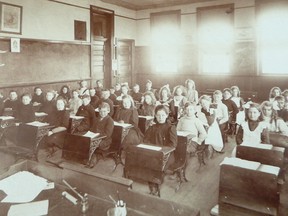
[134, 0, 287, 101]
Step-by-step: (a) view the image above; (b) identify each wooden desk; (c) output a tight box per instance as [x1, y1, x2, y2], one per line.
[112, 122, 133, 145]
[0, 160, 200, 216]
[68, 115, 84, 134]
[62, 133, 106, 165]
[138, 115, 154, 134]
[0, 116, 15, 128]
[35, 112, 48, 122]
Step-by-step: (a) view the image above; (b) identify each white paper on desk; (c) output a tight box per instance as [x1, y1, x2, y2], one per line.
[26, 121, 49, 127]
[34, 112, 47, 117]
[83, 131, 100, 138]
[220, 157, 260, 170]
[69, 115, 84, 120]
[114, 121, 132, 127]
[0, 171, 48, 203]
[241, 143, 273, 150]
[138, 115, 154, 120]
[177, 131, 194, 137]
[0, 116, 14, 120]
[137, 144, 161, 151]
[8, 200, 49, 216]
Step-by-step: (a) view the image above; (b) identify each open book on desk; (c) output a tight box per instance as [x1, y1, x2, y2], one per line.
[220, 157, 261, 170]
[34, 112, 47, 117]
[69, 115, 84, 120]
[138, 115, 154, 120]
[26, 121, 49, 127]
[137, 144, 175, 154]
[114, 121, 132, 128]
[0, 116, 14, 120]
[82, 131, 100, 138]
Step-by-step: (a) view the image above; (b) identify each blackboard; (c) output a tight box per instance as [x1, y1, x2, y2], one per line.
[0, 39, 90, 87]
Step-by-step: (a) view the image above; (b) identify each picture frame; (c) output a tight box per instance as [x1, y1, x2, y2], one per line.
[0, 2, 22, 34]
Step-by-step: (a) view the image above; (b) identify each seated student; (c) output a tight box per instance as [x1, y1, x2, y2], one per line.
[260, 100, 288, 136]
[95, 80, 103, 98]
[68, 90, 83, 115]
[4, 90, 20, 116]
[283, 89, 288, 104]
[116, 84, 130, 103]
[44, 97, 70, 154]
[96, 89, 114, 117]
[16, 93, 35, 123]
[109, 87, 117, 105]
[139, 91, 157, 117]
[230, 86, 246, 129]
[185, 79, 199, 104]
[269, 86, 281, 102]
[40, 90, 57, 120]
[213, 90, 229, 143]
[114, 83, 122, 97]
[78, 80, 90, 96]
[157, 84, 176, 123]
[88, 102, 115, 168]
[113, 95, 143, 150]
[58, 85, 71, 103]
[172, 85, 188, 119]
[32, 87, 45, 106]
[222, 88, 239, 135]
[0, 92, 4, 116]
[198, 95, 224, 152]
[75, 95, 96, 133]
[131, 84, 143, 103]
[177, 102, 207, 154]
[89, 88, 99, 109]
[236, 103, 269, 146]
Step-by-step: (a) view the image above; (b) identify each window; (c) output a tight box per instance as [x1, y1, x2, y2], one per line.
[257, 1, 288, 74]
[151, 11, 180, 73]
[197, 5, 234, 74]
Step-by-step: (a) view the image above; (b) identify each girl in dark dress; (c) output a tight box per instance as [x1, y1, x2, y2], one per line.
[58, 85, 71, 103]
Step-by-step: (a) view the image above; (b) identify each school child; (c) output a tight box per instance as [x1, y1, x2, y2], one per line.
[145, 80, 157, 96]
[75, 95, 96, 133]
[131, 84, 143, 103]
[113, 95, 143, 149]
[269, 86, 281, 102]
[260, 100, 288, 136]
[139, 91, 157, 117]
[58, 85, 71, 102]
[0, 92, 4, 116]
[44, 98, 70, 155]
[31, 87, 45, 105]
[95, 80, 103, 98]
[236, 103, 269, 146]
[185, 79, 199, 104]
[116, 84, 130, 102]
[96, 89, 114, 117]
[78, 80, 90, 96]
[68, 90, 83, 115]
[222, 88, 239, 135]
[157, 84, 176, 123]
[198, 95, 224, 152]
[109, 87, 117, 105]
[282, 89, 288, 104]
[230, 86, 246, 128]
[16, 93, 35, 123]
[172, 85, 188, 119]
[114, 83, 122, 97]
[4, 90, 20, 116]
[213, 90, 229, 143]
[177, 102, 207, 153]
[40, 90, 57, 120]
[89, 88, 99, 109]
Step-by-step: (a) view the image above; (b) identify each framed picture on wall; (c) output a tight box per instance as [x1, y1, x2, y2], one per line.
[0, 2, 22, 34]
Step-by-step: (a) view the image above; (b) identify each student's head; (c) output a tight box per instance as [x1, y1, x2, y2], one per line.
[89, 88, 96, 96]
[96, 80, 103, 88]
[101, 89, 110, 99]
[122, 95, 134, 109]
[21, 93, 32, 105]
[72, 90, 79, 98]
[231, 86, 240, 97]
[98, 102, 110, 118]
[143, 91, 156, 106]
[247, 103, 261, 121]
[82, 95, 91, 106]
[61, 85, 69, 94]
[56, 98, 67, 111]
[115, 83, 121, 91]
[155, 105, 169, 124]
[184, 102, 196, 117]
[46, 91, 55, 101]
[121, 85, 129, 95]
[159, 85, 171, 99]
[80, 80, 87, 88]
[260, 101, 276, 118]
[282, 89, 288, 102]
[213, 90, 223, 103]
[223, 88, 232, 100]
[9, 90, 18, 101]
[133, 84, 140, 93]
[199, 95, 212, 110]
[275, 95, 285, 110]
[185, 79, 195, 90]
[110, 88, 115, 94]
[34, 87, 42, 96]
[173, 85, 184, 96]
[146, 80, 152, 89]
[269, 86, 281, 99]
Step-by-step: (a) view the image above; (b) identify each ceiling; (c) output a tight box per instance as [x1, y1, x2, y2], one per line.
[100, 0, 218, 10]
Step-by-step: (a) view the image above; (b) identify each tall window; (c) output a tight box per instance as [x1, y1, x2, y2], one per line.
[197, 5, 234, 74]
[151, 10, 180, 73]
[257, 1, 288, 74]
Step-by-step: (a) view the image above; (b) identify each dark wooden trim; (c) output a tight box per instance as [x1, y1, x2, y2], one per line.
[47, 0, 89, 10]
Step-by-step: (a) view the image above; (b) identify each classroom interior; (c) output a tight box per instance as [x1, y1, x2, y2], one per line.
[0, 0, 288, 216]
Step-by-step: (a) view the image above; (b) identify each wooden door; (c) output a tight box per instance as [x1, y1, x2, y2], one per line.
[115, 39, 134, 86]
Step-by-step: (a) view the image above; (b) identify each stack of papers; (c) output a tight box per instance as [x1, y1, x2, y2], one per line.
[26, 121, 49, 127]
[83, 131, 100, 138]
[137, 144, 161, 151]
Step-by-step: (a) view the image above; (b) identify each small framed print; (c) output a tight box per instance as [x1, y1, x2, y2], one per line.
[11, 38, 20, 52]
[0, 2, 22, 34]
